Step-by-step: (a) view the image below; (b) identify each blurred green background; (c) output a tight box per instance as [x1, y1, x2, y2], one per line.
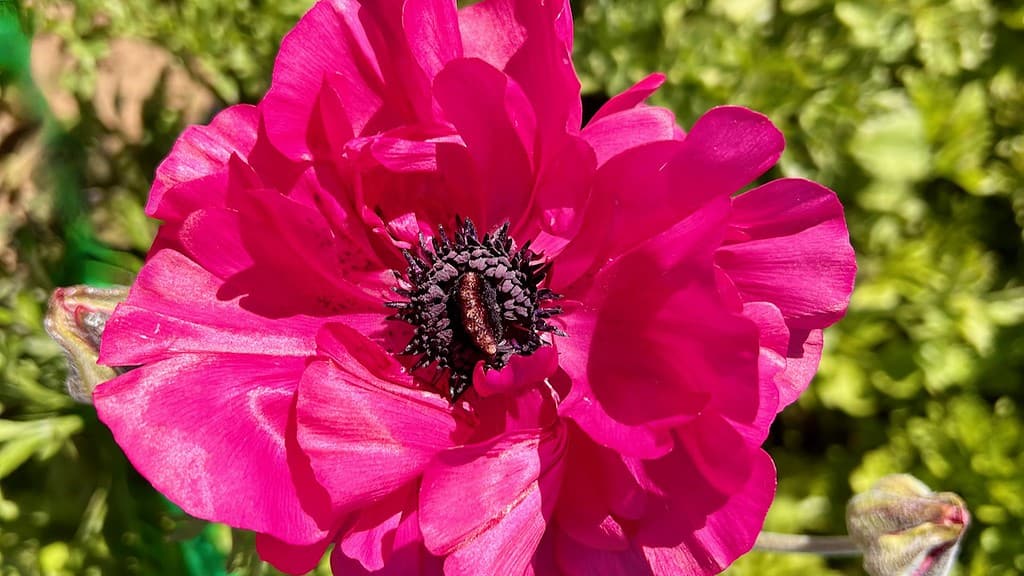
[1, 0, 1022, 574]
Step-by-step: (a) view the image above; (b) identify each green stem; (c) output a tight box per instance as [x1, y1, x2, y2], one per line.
[754, 531, 862, 557]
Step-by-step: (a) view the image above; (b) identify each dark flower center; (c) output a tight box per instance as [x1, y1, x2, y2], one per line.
[387, 219, 563, 400]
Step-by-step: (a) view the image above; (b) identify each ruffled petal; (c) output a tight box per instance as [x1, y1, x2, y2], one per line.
[558, 197, 761, 456]
[98, 250, 320, 367]
[147, 105, 259, 221]
[639, 449, 776, 574]
[458, 0, 580, 137]
[717, 178, 856, 330]
[296, 325, 457, 512]
[662, 106, 784, 217]
[93, 354, 327, 545]
[582, 106, 679, 167]
[434, 57, 536, 230]
[331, 501, 445, 576]
[589, 73, 666, 123]
[421, 427, 567, 575]
[263, 0, 387, 160]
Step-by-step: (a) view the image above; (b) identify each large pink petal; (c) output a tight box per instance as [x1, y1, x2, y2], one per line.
[296, 326, 457, 512]
[98, 250, 320, 366]
[331, 502, 445, 576]
[640, 449, 776, 574]
[582, 106, 679, 167]
[458, 0, 580, 138]
[93, 354, 327, 545]
[147, 105, 259, 221]
[717, 178, 856, 329]
[522, 134, 596, 253]
[558, 198, 762, 455]
[555, 426, 642, 551]
[434, 57, 536, 230]
[403, 0, 462, 83]
[262, 0, 386, 160]
[174, 172, 389, 324]
[662, 106, 784, 217]
[549, 140, 683, 292]
[420, 427, 567, 575]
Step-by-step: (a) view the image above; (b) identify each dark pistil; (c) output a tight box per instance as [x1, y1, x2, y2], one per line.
[386, 218, 563, 400]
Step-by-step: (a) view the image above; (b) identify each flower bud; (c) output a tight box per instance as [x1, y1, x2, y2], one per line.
[44, 285, 129, 402]
[847, 474, 969, 576]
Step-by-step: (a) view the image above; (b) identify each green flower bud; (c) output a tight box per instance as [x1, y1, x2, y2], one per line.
[847, 474, 969, 576]
[44, 285, 129, 402]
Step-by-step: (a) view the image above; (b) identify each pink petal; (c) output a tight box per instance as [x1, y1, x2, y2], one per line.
[403, 0, 463, 82]
[558, 197, 761, 455]
[717, 178, 856, 330]
[775, 328, 824, 410]
[458, 0, 581, 138]
[555, 532, 653, 576]
[640, 449, 777, 574]
[742, 300, 819, 413]
[474, 345, 559, 397]
[331, 502, 445, 576]
[420, 428, 567, 575]
[523, 134, 596, 250]
[175, 178, 388, 321]
[262, 0, 386, 160]
[434, 57, 536, 230]
[147, 105, 259, 221]
[582, 106, 679, 167]
[98, 250, 319, 366]
[555, 426, 640, 551]
[339, 484, 413, 571]
[296, 326, 457, 512]
[590, 73, 666, 123]
[549, 140, 683, 292]
[257, 533, 333, 575]
[93, 354, 327, 545]
[350, 131, 485, 247]
[662, 106, 785, 217]
[678, 415, 753, 496]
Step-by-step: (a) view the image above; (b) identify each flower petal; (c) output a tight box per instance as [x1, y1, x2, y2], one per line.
[582, 106, 679, 167]
[458, 0, 580, 136]
[421, 428, 567, 575]
[717, 178, 856, 329]
[434, 57, 536, 229]
[98, 250, 319, 366]
[558, 197, 762, 455]
[331, 501, 445, 576]
[474, 345, 559, 398]
[640, 449, 776, 574]
[662, 106, 784, 216]
[263, 0, 387, 160]
[147, 105, 259, 221]
[589, 73, 666, 123]
[94, 354, 327, 545]
[256, 533, 333, 575]
[296, 325, 457, 512]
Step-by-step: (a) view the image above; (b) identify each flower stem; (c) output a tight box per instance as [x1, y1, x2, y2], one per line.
[754, 532, 862, 557]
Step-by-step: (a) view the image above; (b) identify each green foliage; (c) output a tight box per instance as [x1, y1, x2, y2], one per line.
[1, 0, 1022, 574]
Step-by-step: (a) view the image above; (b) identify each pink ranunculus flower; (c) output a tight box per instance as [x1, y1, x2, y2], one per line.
[92, 0, 856, 574]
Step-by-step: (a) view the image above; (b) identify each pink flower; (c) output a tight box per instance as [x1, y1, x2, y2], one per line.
[92, 0, 856, 574]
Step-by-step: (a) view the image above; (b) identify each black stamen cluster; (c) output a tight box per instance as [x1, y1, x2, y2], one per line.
[387, 218, 563, 400]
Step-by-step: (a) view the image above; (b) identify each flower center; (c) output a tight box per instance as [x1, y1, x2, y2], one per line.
[387, 219, 563, 400]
